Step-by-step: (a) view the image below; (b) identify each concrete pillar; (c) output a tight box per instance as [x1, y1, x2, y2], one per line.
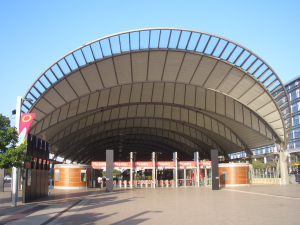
[211, 149, 219, 190]
[183, 167, 186, 187]
[0, 169, 4, 192]
[288, 153, 291, 173]
[152, 152, 156, 188]
[11, 167, 19, 207]
[173, 152, 178, 188]
[194, 152, 200, 187]
[106, 149, 114, 192]
[279, 150, 289, 185]
[130, 152, 133, 188]
[204, 168, 207, 186]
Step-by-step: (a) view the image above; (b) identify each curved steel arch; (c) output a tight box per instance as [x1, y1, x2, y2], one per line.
[22, 28, 291, 162]
[48, 105, 245, 151]
[54, 123, 223, 160]
[75, 136, 201, 164]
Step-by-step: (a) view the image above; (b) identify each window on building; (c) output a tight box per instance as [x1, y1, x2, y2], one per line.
[294, 128, 300, 138]
[293, 116, 299, 126]
[290, 131, 294, 139]
[291, 90, 297, 101]
[295, 141, 300, 149]
[222, 171, 228, 181]
[81, 170, 87, 182]
[55, 169, 59, 182]
[290, 82, 296, 89]
[247, 171, 251, 180]
[292, 103, 298, 113]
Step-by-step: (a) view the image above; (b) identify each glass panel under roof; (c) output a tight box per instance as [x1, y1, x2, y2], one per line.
[204, 36, 219, 55]
[140, 30, 150, 49]
[82, 45, 95, 63]
[159, 29, 171, 48]
[149, 30, 160, 48]
[168, 30, 180, 49]
[73, 49, 86, 66]
[186, 32, 200, 51]
[195, 34, 210, 53]
[109, 36, 121, 54]
[90, 42, 103, 59]
[177, 31, 191, 50]
[119, 33, 130, 52]
[99, 38, 112, 57]
[212, 39, 227, 57]
[130, 32, 139, 51]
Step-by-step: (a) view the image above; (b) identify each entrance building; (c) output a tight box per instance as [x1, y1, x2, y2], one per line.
[19, 28, 292, 201]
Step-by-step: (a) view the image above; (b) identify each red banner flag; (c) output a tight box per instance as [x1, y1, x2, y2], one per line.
[18, 113, 35, 145]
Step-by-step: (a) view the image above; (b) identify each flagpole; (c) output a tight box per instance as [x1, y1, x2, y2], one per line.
[11, 96, 22, 207]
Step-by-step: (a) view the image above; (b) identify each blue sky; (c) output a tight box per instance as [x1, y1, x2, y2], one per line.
[0, 0, 299, 125]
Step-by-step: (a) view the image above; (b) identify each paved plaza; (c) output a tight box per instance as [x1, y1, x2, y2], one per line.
[1, 181, 300, 225]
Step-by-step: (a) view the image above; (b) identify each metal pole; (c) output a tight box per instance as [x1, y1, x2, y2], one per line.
[152, 152, 155, 188]
[11, 96, 22, 207]
[173, 152, 178, 188]
[194, 152, 200, 187]
[130, 152, 133, 188]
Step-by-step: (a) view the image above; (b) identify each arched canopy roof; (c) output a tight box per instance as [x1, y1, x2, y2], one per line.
[22, 28, 291, 163]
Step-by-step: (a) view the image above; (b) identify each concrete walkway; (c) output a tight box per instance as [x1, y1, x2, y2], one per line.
[1, 181, 300, 224]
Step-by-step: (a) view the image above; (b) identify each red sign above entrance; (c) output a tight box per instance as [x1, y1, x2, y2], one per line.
[91, 162, 106, 167]
[133, 161, 153, 167]
[156, 161, 174, 167]
[91, 160, 212, 168]
[178, 161, 195, 167]
[199, 161, 211, 167]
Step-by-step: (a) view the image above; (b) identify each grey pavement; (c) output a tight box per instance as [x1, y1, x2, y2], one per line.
[1, 181, 300, 225]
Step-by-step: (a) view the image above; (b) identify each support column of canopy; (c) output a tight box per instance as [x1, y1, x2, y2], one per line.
[278, 144, 289, 185]
[173, 152, 178, 188]
[130, 152, 135, 188]
[194, 152, 200, 187]
[152, 152, 156, 188]
[106, 150, 114, 192]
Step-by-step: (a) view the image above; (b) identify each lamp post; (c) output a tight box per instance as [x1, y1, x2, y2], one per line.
[11, 96, 32, 207]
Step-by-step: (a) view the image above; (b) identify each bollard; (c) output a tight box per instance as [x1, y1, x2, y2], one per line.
[124, 180, 127, 188]
[140, 180, 143, 188]
[119, 181, 122, 188]
[145, 180, 148, 188]
[114, 181, 117, 188]
[135, 180, 137, 188]
[155, 180, 158, 187]
[166, 180, 169, 187]
[149, 180, 153, 188]
[101, 181, 103, 189]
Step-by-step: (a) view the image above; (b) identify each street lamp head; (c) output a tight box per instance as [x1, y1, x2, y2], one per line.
[23, 98, 33, 102]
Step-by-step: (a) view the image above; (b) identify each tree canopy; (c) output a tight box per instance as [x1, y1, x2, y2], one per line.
[0, 114, 17, 152]
[252, 160, 263, 169]
[0, 114, 32, 169]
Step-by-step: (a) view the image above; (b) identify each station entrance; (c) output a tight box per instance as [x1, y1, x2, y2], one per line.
[16, 28, 292, 204]
[90, 152, 211, 189]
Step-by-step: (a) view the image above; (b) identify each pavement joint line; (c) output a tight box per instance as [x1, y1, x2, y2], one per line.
[0, 204, 38, 221]
[223, 189, 300, 200]
[46, 191, 99, 225]
[39, 200, 82, 225]
[0, 204, 49, 225]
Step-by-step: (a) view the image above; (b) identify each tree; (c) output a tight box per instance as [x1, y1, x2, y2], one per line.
[0, 114, 32, 169]
[0, 114, 17, 152]
[102, 169, 122, 177]
[252, 160, 263, 169]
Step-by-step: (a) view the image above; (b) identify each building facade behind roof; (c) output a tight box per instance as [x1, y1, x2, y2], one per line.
[230, 74, 300, 159]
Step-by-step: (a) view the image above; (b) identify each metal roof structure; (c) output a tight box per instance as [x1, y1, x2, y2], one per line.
[22, 28, 291, 163]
